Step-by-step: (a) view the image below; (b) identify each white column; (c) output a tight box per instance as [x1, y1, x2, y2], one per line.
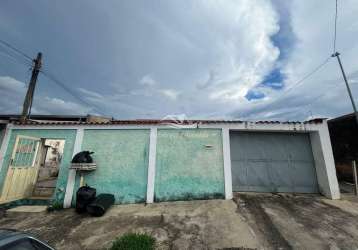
[146, 128, 157, 203]
[310, 121, 340, 199]
[0, 124, 13, 174]
[222, 128, 233, 199]
[63, 128, 84, 208]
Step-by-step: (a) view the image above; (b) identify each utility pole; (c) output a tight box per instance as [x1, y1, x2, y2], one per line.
[21, 52, 42, 121]
[332, 52, 358, 126]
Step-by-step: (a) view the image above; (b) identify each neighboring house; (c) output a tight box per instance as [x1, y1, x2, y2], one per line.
[328, 113, 358, 182]
[0, 118, 339, 208]
[0, 114, 112, 123]
[0, 124, 6, 145]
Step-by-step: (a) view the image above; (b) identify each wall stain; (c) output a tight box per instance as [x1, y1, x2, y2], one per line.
[155, 129, 225, 202]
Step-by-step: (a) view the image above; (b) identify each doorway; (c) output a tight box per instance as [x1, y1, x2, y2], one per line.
[0, 136, 65, 203]
[32, 139, 65, 198]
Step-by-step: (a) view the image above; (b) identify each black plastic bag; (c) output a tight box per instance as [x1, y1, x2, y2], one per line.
[76, 185, 96, 213]
[72, 151, 94, 163]
[87, 194, 115, 217]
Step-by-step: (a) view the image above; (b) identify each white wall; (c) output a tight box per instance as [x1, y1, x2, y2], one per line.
[309, 122, 340, 199]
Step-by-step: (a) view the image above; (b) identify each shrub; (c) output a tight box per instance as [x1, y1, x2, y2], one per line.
[46, 201, 63, 212]
[109, 233, 155, 250]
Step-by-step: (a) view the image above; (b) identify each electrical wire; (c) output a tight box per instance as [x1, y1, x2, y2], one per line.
[0, 39, 108, 116]
[253, 0, 341, 118]
[263, 56, 331, 110]
[0, 39, 33, 63]
[0, 49, 32, 68]
[40, 69, 106, 115]
[282, 56, 331, 94]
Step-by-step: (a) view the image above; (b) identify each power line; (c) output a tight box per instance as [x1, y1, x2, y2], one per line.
[302, 82, 342, 110]
[333, 0, 338, 53]
[0, 39, 108, 116]
[331, 0, 358, 125]
[263, 56, 331, 110]
[282, 56, 331, 94]
[0, 39, 33, 63]
[0, 48, 32, 68]
[40, 69, 106, 115]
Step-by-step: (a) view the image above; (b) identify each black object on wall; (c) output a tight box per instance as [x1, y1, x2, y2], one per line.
[72, 151, 94, 163]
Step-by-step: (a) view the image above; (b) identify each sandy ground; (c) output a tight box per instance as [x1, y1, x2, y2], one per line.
[1, 194, 358, 249]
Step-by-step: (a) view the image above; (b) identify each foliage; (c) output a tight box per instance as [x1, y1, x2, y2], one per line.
[109, 233, 155, 250]
[47, 201, 63, 212]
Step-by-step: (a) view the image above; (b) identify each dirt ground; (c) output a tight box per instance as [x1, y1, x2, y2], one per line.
[234, 193, 358, 250]
[0, 199, 258, 250]
[1, 194, 358, 250]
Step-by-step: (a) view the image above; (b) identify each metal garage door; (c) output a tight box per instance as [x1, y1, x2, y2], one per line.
[230, 132, 318, 193]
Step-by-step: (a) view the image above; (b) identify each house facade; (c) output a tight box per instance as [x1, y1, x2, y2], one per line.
[328, 113, 358, 182]
[0, 118, 340, 208]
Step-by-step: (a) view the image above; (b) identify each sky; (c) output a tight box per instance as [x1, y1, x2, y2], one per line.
[0, 0, 358, 121]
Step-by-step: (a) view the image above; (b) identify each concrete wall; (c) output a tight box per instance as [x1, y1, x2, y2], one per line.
[0, 127, 5, 146]
[154, 129, 225, 201]
[309, 122, 340, 199]
[0, 129, 77, 203]
[0, 121, 340, 206]
[72, 129, 150, 204]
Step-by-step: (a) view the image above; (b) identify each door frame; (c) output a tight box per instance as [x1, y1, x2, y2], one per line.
[0, 135, 42, 203]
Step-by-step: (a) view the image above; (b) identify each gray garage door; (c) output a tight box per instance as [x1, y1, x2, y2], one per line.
[230, 132, 318, 193]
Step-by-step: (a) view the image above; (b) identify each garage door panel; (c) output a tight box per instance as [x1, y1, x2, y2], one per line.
[246, 161, 272, 190]
[231, 160, 247, 189]
[292, 162, 319, 192]
[269, 161, 294, 190]
[232, 160, 274, 192]
[230, 132, 318, 193]
[286, 137, 314, 161]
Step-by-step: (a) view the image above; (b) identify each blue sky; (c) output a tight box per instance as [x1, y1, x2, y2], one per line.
[1, 0, 358, 120]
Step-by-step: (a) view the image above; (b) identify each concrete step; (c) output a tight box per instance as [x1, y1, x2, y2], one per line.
[32, 187, 55, 197]
[35, 178, 57, 188]
[7, 205, 47, 213]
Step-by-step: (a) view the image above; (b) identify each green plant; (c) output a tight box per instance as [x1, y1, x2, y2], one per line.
[47, 201, 63, 212]
[109, 233, 155, 250]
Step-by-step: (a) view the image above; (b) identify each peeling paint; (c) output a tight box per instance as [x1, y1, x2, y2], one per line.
[155, 129, 225, 202]
[72, 129, 150, 205]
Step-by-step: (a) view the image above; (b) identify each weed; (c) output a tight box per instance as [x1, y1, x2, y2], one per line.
[109, 233, 155, 250]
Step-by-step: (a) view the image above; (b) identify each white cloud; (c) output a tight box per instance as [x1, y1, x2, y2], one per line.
[0, 76, 26, 93]
[139, 75, 157, 86]
[0, 76, 91, 115]
[226, 0, 358, 120]
[3, 1, 357, 120]
[158, 89, 180, 100]
[77, 87, 103, 99]
[0, 76, 26, 114]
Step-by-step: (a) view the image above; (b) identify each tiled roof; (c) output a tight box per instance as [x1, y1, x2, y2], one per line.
[10, 118, 325, 126]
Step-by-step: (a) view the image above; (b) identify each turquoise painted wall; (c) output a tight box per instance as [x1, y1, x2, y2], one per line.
[0, 129, 77, 203]
[155, 129, 225, 201]
[73, 129, 150, 204]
